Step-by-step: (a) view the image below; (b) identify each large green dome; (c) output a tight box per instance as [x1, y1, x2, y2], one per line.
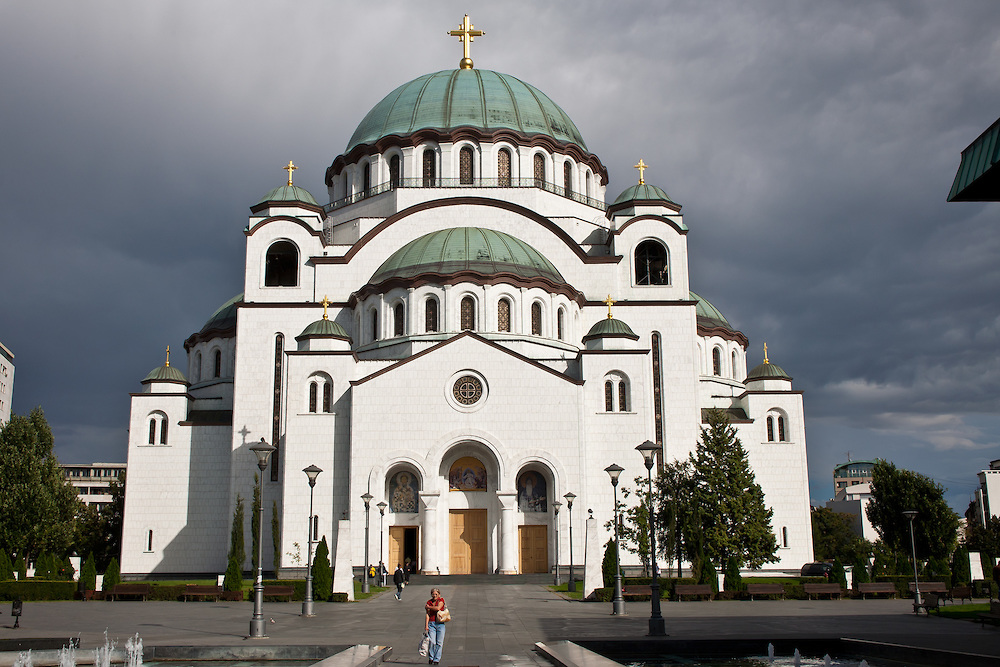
[370, 227, 564, 285]
[347, 69, 588, 153]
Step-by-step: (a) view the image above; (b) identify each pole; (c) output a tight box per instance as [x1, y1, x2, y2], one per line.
[248, 445, 271, 638]
[553, 501, 562, 586]
[611, 480, 626, 615]
[565, 492, 576, 593]
[302, 474, 316, 616]
[378, 502, 387, 587]
[905, 510, 921, 612]
[362, 493, 372, 594]
[645, 459, 665, 635]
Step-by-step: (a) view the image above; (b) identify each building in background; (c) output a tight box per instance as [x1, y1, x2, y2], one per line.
[972, 459, 1000, 528]
[948, 115, 1000, 202]
[61, 462, 126, 511]
[832, 459, 876, 498]
[0, 340, 13, 425]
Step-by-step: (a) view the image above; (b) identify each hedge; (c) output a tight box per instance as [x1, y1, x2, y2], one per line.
[262, 579, 306, 601]
[0, 581, 76, 601]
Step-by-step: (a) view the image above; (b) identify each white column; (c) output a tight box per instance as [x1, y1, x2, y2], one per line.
[419, 491, 440, 575]
[497, 492, 518, 574]
[583, 510, 602, 599]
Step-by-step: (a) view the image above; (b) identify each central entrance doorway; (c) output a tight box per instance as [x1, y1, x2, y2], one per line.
[389, 526, 418, 572]
[449, 509, 487, 574]
[518, 525, 548, 573]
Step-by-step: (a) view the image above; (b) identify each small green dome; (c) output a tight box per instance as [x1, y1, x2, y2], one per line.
[200, 294, 242, 335]
[298, 319, 351, 341]
[746, 361, 791, 381]
[690, 291, 732, 329]
[582, 317, 639, 342]
[256, 184, 318, 206]
[370, 227, 565, 285]
[347, 69, 587, 153]
[612, 183, 675, 206]
[142, 364, 187, 384]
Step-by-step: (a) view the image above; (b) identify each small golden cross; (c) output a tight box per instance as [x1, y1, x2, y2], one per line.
[604, 294, 616, 319]
[448, 14, 484, 70]
[321, 295, 331, 320]
[763, 342, 769, 364]
[165, 345, 171, 367]
[634, 159, 648, 185]
[284, 160, 297, 186]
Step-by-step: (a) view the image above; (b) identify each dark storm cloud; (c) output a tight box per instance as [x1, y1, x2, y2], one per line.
[2, 0, 998, 510]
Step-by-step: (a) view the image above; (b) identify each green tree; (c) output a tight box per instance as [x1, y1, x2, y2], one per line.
[830, 558, 848, 588]
[13, 556, 26, 580]
[103, 557, 121, 591]
[604, 479, 651, 576]
[80, 553, 97, 591]
[952, 545, 972, 586]
[723, 555, 743, 592]
[223, 556, 243, 592]
[656, 458, 701, 577]
[34, 552, 54, 579]
[312, 536, 332, 601]
[690, 408, 778, 571]
[0, 409, 81, 559]
[73, 474, 125, 571]
[0, 552, 12, 580]
[851, 553, 870, 585]
[251, 474, 261, 573]
[272, 500, 280, 572]
[811, 507, 871, 564]
[866, 460, 959, 562]
[601, 539, 617, 587]
[59, 555, 75, 580]
[229, 494, 245, 569]
[965, 514, 1000, 561]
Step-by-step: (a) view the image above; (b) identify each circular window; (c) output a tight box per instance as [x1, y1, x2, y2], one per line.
[453, 375, 483, 405]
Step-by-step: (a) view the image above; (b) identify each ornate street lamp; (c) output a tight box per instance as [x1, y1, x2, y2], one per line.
[904, 510, 921, 612]
[249, 438, 276, 638]
[564, 492, 577, 592]
[301, 464, 322, 617]
[636, 440, 665, 636]
[605, 463, 626, 615]
[361, 492, 373, 593]
[377, 501, 387, 586]
[553, 500, 563, 586]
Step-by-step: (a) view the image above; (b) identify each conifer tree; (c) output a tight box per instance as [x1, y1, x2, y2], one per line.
[601, 539, 617, 587]
[311, 536, 332, 601]
[223, 556, 243, 592]
[952, 545, 971, 586]
[272, 501, 280, 572]
[13, 556, 26, 580]
[103, 557, 121, 591]
[0, 552, 12, 580]
[251, 475, 261, 573]
[80, 553, 97, 591]
[723, 555, 743, 592]
[229, 494, 245, 569]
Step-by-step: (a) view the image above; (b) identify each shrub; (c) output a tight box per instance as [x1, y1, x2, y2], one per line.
[0, 580, 76, 600]
[102, 557, 121, 591]
[723, 556, 744, 592]
[851, 554, 870, 586]
[0, 552, 13, 580]
[602, 540, 617, 588]
[80, 554, 97, 591]
[59, 556, 75, 581]
[951, 545, 971, 586]
[331, 592, 349, 602]
[831, 559, 848, 589]
[311, 536, 331, 601]
[263, 579, 306, 600]
[13, 556, 26, 580]
[223, 556, 243, 592]
[698, 559, 719, 593]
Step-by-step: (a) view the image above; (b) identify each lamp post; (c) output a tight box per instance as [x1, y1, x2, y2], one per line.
[605, 463, 626, 615]
[249, 438, 276, 638]
[903, 510, 921, 612]
[553, 500, 563, 586]
[377, 501, 387, 586]
[361, 492, 373, 593]
[637, 440, 665, 636]
[301, 464, 322, 617]
[564, 492, 577, 592]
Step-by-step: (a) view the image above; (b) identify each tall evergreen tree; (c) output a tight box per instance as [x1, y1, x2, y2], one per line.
[0, 552, 12, 580]
[251, 474, 261, 573]
[229, 494, 245, 569]
[102, 557, 121, 590]
[272, 500, 280, 572]
[80, 553, 97, 591]
[312, 536, 332, 601]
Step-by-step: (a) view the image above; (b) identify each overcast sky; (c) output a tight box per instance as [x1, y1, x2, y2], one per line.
[2, 0, 998, 513]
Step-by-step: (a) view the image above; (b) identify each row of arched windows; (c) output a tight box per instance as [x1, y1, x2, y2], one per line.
[766, 414, 788, 442]
[603, 374, 630, 412]
[308, 377, 333, 413]
[192, 349, 224, 384]
[147, 412, 168, 445]
[708, 345, 743, 380]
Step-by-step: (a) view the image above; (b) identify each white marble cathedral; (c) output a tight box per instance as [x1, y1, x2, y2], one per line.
[121, 18, 813, 581]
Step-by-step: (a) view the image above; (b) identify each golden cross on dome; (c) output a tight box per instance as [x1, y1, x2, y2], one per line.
[165, 345, 171, 367]
[321, 295, 331, 320]
[604, 294, 616, 319]
[448, 14, 484, 70]
[634, 159, 648, 185]
[763, 342, 769, 364]
[284, 160, 297, 186]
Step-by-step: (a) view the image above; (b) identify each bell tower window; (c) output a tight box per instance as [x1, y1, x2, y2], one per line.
[563, 162, 572, 195]
[533, 153, 545, 187]
[389, 155, 401, 187]
[498, 149, 511, 187]
[264, 241, 298, 287]
[422, 150, 436, 187]
[460, 146, 474, 185]
[635, 240, 669, 286]
[461, 297, 476, 330]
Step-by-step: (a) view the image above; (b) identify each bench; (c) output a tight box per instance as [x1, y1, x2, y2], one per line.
[746, 583, 784, 600]
[107, 583, 152, 601]
[949, 585, 973, 604]
[857, 582, 897, 599]
[914, 591, 943, 615]
[909, 581, 948, 594]
[183, 584, 221, 601]
[803, 583, 842, 600]
[978, 601, 1000, 627]
[675, 584, 713, 601]
[622, 585, 653, 600]
[263, 585, 294, 601]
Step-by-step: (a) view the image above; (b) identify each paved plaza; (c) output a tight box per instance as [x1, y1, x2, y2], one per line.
[1, 576, 998, 666]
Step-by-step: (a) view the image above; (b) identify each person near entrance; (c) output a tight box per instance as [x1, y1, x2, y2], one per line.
[424, 588, 447, 665]
[393, 564, 405, 600]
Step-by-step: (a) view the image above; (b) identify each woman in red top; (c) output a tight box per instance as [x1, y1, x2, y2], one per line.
[424, 588, 446, 664]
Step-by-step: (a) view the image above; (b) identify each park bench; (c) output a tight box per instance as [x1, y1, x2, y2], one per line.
[674, 584, 713, 601]
[908, 581, 948, 594]
[262, 585, 294, 601]
[183, 584, 221, 601]
[914, 591, 943, 615]
[107, 583, 152, 601]
[978, 601, 1000, 627]
[622, 585, 653, 600]
[803, 583, 842, 600]
[746, 583, 784, 600]
[857, 582, 897, 599]
[949, 585, 973, 604]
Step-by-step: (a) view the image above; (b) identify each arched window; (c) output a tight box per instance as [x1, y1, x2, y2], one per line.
[214, 349, 222, 378]
[459, 146, 474, 185]
[394, 303, 404, 337]
[309, 382, 318, 413]
[635, 240, 669, 285]
[531, 302, 542, 335]
[533, 153, 545, 187]
[422, 149, 436, 187]
[563, 162, 572, 195]
[264, 241, 298, 287]
[712, 348, 722, 376]
[781, 527, 789, 548]
[585, 171, 592, 199]
[193, 352, 202, 383]
[362, 163, 371, 194]
[605, 381, 614, 412]
[766, 416, 775, 442]
[147, 530, 153, 552]
[498, 298, 511, 332]
[425, 298, 439, 333]
[618, 382, 627, 412]
[778, 416, 786, 441]
[498, 148, 511, 187]
[732, 351, 738, 379]
[370, 309, 379, 341]
[159, 418, 168, 445]
[460, 296, 476, 330]
[557, 308, 565, 340]
[322, 382, 332, 413]
[389, 155, 401, 188]
[148, 419, 156, 444]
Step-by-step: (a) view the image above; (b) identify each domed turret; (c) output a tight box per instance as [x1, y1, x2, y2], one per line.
[142, 346, 187, 390]
[297, 297, 353, 351]
[583, 297, 639, 350]
[746, 344, 792, 382]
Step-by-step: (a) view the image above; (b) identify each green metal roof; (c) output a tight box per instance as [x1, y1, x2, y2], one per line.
[583, 317, 639, 341]
[347, 69, 587, 153]
[298, 319, 351, 340]
[370, 227, 565, 285]
[690, 291, 732, 329]
[948, 116, 1000, 202]
[142, 364, 188, 384]
[612, 183, 676, 206]
[199, 294, 242, 335]
[257, 185, 318, 206]
[746, 360, 790, 381]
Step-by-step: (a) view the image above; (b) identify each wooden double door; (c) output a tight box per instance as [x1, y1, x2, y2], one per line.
[389, 526, 418, 572]
[449, 509, 488, 574]
[518, 525, 548, 574]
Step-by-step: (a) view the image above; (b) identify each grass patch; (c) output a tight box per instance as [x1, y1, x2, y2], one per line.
[936, 603, 990, 621]
[547, 582, 583, 600]
[353, 579, 388, 600]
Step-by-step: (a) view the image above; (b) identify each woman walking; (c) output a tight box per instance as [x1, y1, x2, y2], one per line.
[424, 587, 446, 665]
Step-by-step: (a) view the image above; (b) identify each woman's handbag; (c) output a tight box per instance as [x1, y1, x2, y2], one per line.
[418, 632, 430, 657]
[436, 607, 451, 623]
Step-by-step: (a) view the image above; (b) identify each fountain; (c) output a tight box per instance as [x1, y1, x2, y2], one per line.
[13, 651, 31, 667]
[125, 634, 143, 667]
[767, 644, 774, 663]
